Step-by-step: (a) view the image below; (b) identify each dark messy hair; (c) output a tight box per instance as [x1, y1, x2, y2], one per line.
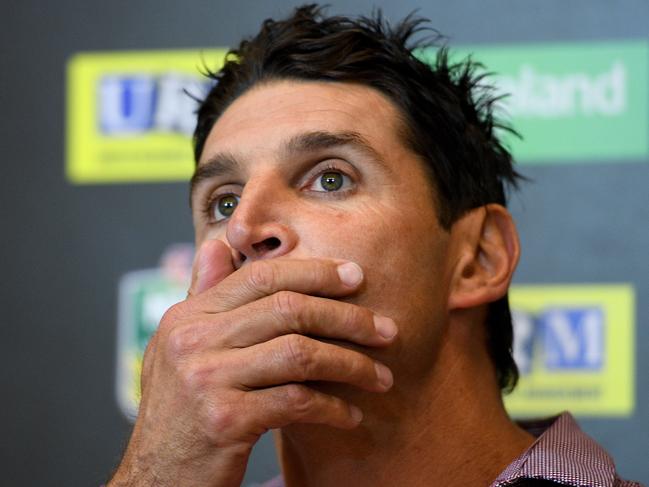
[193, 4, 523, 392]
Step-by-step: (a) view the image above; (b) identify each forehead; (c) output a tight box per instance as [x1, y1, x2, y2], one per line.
[199, 79, 410, 165]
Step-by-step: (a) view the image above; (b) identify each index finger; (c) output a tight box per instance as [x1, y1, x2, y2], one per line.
[191, 258, 364, 313]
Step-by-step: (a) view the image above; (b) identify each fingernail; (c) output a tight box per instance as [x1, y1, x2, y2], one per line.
[373, 315, 397, 340]
[337, 262, 363, 287]
[374, 362, 393, 389]
[349, 405, 363, 423]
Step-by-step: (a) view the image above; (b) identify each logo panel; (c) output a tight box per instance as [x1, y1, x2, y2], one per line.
[419, 41, 649, 163]
[66, 50, 226, 184]
[69, 42, 649, 185]
[116, 244, 193, 419]
[505, 284, 635, 417]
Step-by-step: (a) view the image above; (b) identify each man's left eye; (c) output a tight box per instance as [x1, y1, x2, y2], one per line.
[311, 171, 351, 192]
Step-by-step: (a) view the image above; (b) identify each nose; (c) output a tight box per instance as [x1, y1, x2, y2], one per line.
[225, 182, 298, 265]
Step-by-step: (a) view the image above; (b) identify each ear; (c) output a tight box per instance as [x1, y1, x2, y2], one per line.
[447, 204, 520, 311]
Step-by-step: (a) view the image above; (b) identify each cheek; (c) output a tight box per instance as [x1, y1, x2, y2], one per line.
[293, 201, 395, 263]
[197, 225, 226, 245]
[368, 208, 448, 317]
[294, 200, 449, 318]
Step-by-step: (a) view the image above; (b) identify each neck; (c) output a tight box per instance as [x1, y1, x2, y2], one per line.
[276, 315, 534, 487]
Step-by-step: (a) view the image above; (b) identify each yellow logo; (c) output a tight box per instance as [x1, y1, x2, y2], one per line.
[66, 49, 227, 184]
[505, 284, 635, 417]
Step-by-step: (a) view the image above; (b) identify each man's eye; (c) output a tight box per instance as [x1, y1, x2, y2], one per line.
[211, 194, 239, 221]
[312, 171, 351, 192]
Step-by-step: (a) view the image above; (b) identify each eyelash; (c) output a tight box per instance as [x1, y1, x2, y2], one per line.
[201, 162, 356, 224]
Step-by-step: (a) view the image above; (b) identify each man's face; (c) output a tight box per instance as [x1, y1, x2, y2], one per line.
[191, 80, 454, 386]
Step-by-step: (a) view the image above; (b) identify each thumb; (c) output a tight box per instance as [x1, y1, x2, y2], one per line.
[188, 239, 235, 296]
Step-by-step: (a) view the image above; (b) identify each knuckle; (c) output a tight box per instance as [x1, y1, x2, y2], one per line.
[272, 290, 303, 324]
[341, 304, 363, 332]
[247, 260, 277, 293]
[285, 384, 316, 418]
[204, 401, 236, 440]
[203, 399, 258, 452]
[158, 301, 185, 331]
[178, 361, 211, 394]
[166, 325, 200, 359]
[334, 349, 367, 381]
[283, 334, 313, 381]
[351, 349, 373, 373]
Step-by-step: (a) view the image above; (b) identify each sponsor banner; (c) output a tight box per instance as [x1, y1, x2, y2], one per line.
[66, 49, 226, 184]
[116, 244, 193, 419]
[69, 41, 648, 185]
[505, 284, 635, 417]
[419, 40, 649, 163]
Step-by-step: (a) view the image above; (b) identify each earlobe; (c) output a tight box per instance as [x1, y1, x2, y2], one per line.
[447, 204, 520, 311]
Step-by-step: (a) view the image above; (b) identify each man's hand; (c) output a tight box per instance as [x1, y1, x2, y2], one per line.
[109, 240, 397, 487]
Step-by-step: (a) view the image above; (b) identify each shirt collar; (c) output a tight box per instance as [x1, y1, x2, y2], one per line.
[492, 412, 617, 487]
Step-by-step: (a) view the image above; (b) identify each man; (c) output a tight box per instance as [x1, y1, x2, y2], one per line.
[109, 5, 641, 487]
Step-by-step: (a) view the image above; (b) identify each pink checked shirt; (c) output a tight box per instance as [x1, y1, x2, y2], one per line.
[261, 413, 643, 487]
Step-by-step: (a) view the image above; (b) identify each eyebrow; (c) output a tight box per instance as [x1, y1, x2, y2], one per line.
[284, 130, 386, 167]
[190, 151, 241, 196]
[190, 130, 389, 201]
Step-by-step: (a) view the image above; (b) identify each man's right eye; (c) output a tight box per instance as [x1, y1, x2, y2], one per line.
[210, 194, 240, 222]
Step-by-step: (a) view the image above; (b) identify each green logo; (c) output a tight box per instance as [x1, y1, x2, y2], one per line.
[420, 40, 649, 163]
[116, 245, 193, 419]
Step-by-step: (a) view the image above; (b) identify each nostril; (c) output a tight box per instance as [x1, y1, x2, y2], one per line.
[252, 237, 281, 254]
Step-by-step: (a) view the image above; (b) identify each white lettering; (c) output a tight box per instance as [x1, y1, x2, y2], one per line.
[494, 62, 627, 118]
[153, 73, 205, 135]
[543, 309, 603, 368]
